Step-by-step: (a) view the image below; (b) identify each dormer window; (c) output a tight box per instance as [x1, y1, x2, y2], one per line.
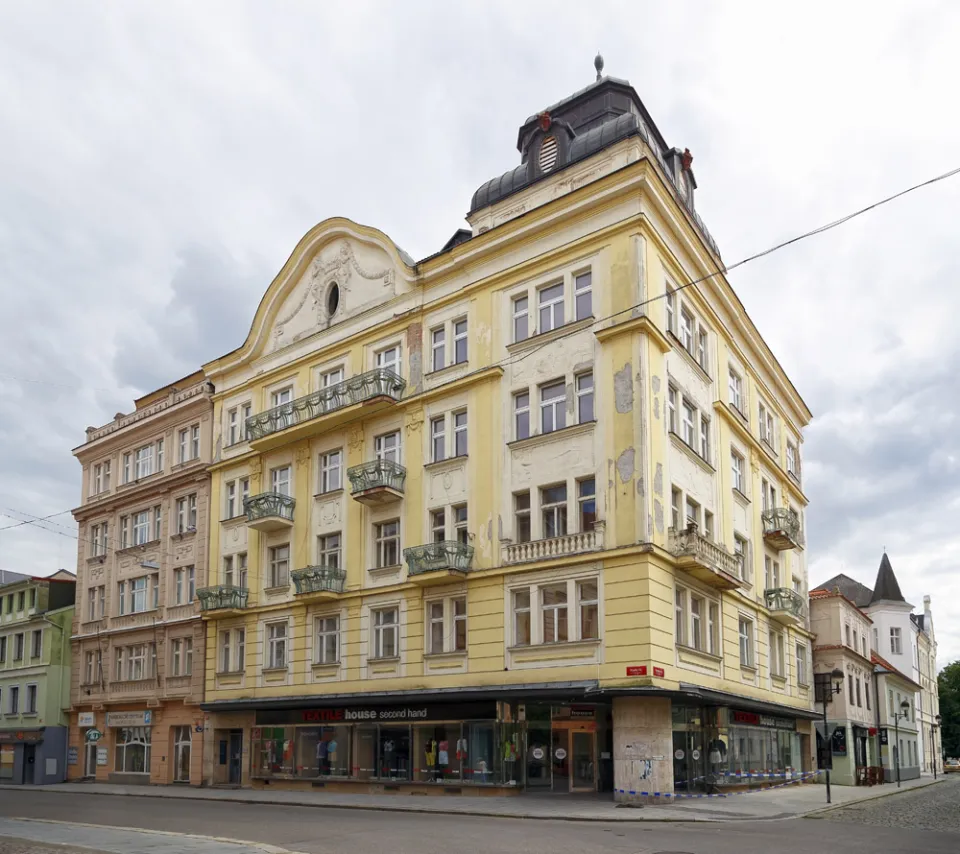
[538, 136, 559, 173]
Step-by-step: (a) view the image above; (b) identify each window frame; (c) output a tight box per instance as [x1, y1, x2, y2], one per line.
[374, 520, 400, 568]
[538, 282, 565, 334]
[574, 271, 592, 320]
[576, 371, 594, 423]
[539, 379, 567, 434]
[266, 621, 288, 669]
[315, 614, 340, 665]
[739, 616, 755, 668]
[371, 606, 399, 659]
[268, 544, 290, 589]
[319, 449, 343, 493]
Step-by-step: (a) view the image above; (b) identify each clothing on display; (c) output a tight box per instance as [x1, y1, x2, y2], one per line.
[438, 740, 449, 766]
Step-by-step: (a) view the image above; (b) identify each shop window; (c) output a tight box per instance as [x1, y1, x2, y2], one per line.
[115, 726, 151, 774]
[254, 727, 295, 777]
[293, 725, 350, 778]
[414, 724, 465, 783]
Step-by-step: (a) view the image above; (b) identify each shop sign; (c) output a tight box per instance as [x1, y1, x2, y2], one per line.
[569, 708, 595, 719]
[78, 712, 95, 728]
[96, 747, 108, 766]
[85, 729, 103, 743]
[731, 710, 795, 730]
[554, 748, 567, 761]
[626, 665, 647, 676]
[831, 726, 848, 756]
[106, 711, 152, 728]
[879, 729, 889, 745]
[653, 667, 665, 678]
[67, 747, 78, 765]
[257, 701, 497, 727]
[0, 730, 44, 744]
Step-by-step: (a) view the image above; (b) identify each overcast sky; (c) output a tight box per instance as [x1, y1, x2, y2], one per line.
[1, 2, 958, 667]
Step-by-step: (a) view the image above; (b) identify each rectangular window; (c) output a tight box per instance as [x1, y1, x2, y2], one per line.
[540, 380, 566, 433]
[431, 327, 446, 372]
[770, 631, 785, 677]
[134, 444, 154, 479]
[704, 510, 714, 541]
[759, 402, 775, 447]
[117, 581, 126, 616]
[83, 651, 94, 684]
[126, 644, 147, 681]
[513, 295, 529, 342]
[431, 416, 447, 463]
[684, 496, 700, 529]
[708, 602, 719, 656]
[890, 627, 902, 655]
[267, 622, 287, 669]
[764, 556, 781, 589]
[578, 478, 596, 532]
[191, 424, 200, 460]
[375, 520, 400, 568]
[665, 287, 676, 334]
[31, 629, 42, 658]
[690, 594, 703, 650]
[575, 271, 592, 320]
[796, 643, 807, 685]
[865, 681, 871, 710]
[697, 327, 709, 372]
[453, 410, 468, 457]
[540, 584, 568, 643]
[8, 686, 19, 714]
[131, 576, 149, 613]
[731, 450, 745, 493]
[538, 282, 564, 333]
[315, 615, 340, 664]
[133, 510, 150, 546]
[666, 387, 678, 436]
[178, 428, 189, 462]
[578, 580, 599, 640]
[454, 318, 468, 364]
[513, 589, 531, 645]
[223, 555, 234, 587]
[541, 484, 568, 539]
[174, 566, 195, 605]
[374, 431, 400, 464]
[453, 596, 467, 651]
[87, 587, 97, 621]
[739, 617, 754, 667]
[219, 628, 245, 673]
[171, 638, 193, 676]
[271, 387, 293, 409]
[453, 504, 468, 545]
[372, 608, 398, 659]
[375, 345, 401, 376]
[576, 372, 594, 423]
[25, 684, 37, 714]
[671, 486, 682, 530]
[514, 492, 531, 543]
[318, 533, 342, 570]
[319, 449, 342, 492]
[428, 600, 445, 655]
[786, 443, 799, 478]
[514, 392, 530, 440]
[675, 588, 687, 646]
[122, 453, 131, 484]
[700, 415, 711, 462]
[321, 368, 344, 388]
[268, 545, 290, 588]
[430, 508, 446, 543]
[679, 308, 694, 352]
[225, 481, 237, 518]
[681, 400, 696, 446]
[845, 624, 852, 647]
[227, 408, 240, 445]
[855, 677, 862, 707]
[271, 466, 291, 497]
[92, 463, 103, 495]
[241, 403, 252, 438]
[153, 505, 162, 541]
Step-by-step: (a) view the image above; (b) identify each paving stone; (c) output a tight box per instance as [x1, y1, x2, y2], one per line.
[823, 775, 960, 833]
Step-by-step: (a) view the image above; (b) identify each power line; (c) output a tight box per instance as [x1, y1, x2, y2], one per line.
[0, 509, 75, 532]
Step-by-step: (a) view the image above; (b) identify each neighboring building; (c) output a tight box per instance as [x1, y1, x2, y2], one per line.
[814, 552, 938, 780]
[197, 64, 816, 800]
[67, 373, 214, 785]
[0, 572, 76, 784]
[808, 588, 878, 785]
[872, 652, 921, 782]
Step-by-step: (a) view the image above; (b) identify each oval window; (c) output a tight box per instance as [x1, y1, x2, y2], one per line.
[327, 283, 340, 317]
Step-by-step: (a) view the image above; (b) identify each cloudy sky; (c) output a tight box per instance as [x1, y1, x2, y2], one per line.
[1, 2, 958, 666]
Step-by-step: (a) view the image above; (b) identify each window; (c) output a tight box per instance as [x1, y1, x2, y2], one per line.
[319, 449, 342, 492]
[578, 581, 598, 640]
[134, 444, 155, 479]
[176, 494, 197, 533]
[708, 603, 719, 655]
[375, 520, 400, 568]
[122, 452, 131, 484]
[315, 615, 340, 664]
[190, 424, 200, 460]
[376, 345, 401, 376]
[681, 400, 696, 446]
[759, 401, 775, 447]
[848, 673, 854, 698]
[667, 386, 678, 433]
[271, 466, 291, 497]
[8, 686, 19, 714]
[174, 566, 195, 605]
[90, 522, 108, 557]
[514, 392, 530, 440]
[665, 287, 676, 334]
[704, 510, 714, 541]
[514, 492, 531, 543]
[684, 496, 700, 529]
[454, 318, 468, 364]
[219, 628, 245, 673]
[16, 591, 25, 612]
[0, 636, 5, 664]
[873, 627, 879, 651]
[178, 428, 189, 462]
[241, 403, 252, 436]
[126, 644, 147, 680]
[268, 545, 290, 588]
[578, 478, 596, 532]
[271, 386, 292, 409]
[865, 682, 871, 710]
[786, 442, 800, 479]
[576, 372, 594, 423]
[541, 484, 568, 539]
[679, 308, 694, 352]
[890, 627, 902, 655]
[427, 596, 467, 654]
[690, 594, 703, 650]
[171, 638, 193, 677]
[83, 651, 95, 684]
[30, 630, 42, 658]
[796, 643, 807, 685]
[374, 431, 400, 464]
[267, 622, 287, 669]
[675, 589, 687, 646]
[432, 417, 447, 463]
[133, 510, 150, 546]
[513, 296, 529, 342]
[764, 556, 781, 590]
[540, 380, 566, 433]
[855, 677, 862, 707]
[431, 327, 446, 372]
[538, 283, 564, 333]
[453, 505, 468, 544]
[513, 589, 531, 645]
[770, 630, 785, 677]
[227, 408, 240, 445]
[321, 368, 344, 388]
[575, 271, 592, 320]
[318, 533, 342, 570]
[845, 624, 852, 647]
[153, 505, 162, 541]
[728, 368, 743, 413]
[699, 415, 711, 462]
[372, 607, 398, 659]
[114, 726, 151, 774]
[431, 509, 445, 542]
[92, 463, 104, 495]
[671, 487, 682, 530]
[453, 410, 468, 457]
[225, 481, 237, 518]
[87, 586, 97, 620]
[541, 584, 568, 643]
[697, 327, 709, 372]
[731, 451, 745, 493]
[739, 617, 754, 667]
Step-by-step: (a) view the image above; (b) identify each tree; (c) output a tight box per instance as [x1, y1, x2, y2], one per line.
[938, 660, 960, 759]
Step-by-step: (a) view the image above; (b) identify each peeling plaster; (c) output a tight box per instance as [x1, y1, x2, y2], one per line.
[616, 448, 635, 483]
[653, 397, 660, 420]
[487, 519, 493, 543]
[565, 382, 576, 415]
[651, 375, 661, 393]
[614, 363, 633, 414]
[637, 478, 645, 496]
[648, 513, 654, 536]
[654, 499, 665, 533]
[653, 463, 663, 496]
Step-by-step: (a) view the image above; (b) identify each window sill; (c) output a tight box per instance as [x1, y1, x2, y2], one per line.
[788, 470, 802, 487]
[798, 681, 810, 689]
[21, 712, 39, 718]
[760, 437, 779, 460]
[423, 649, 468, 660]
[263, 585, 290, 596]
[313, 488, 344, 500]
[368, 565, 401, 577]
[669, 431, 715, 473]
[740, 663, 758, 673]
[367, 656, 401, 664]
[423, 454, 468, 471]
[220, 514, 247, 525]
[425, 360, 469, 379]
[116, 540, 162, 555]
[667, 331, 713, 384]
[677, 644, 723, 663]
[733, 488, 750, 506]
[311, 660, 341, 670]
[86, 555, 108, 564]
[508, 638, 600, 652]
[507, 317, 594, 354]
[171, 458, 204, 473]
[728, 403, 749, 426]
[771, 673, 788, 684]
[116, 608, 160, 618]
[507, 420, 595, 451]
[261, 666, 289, 674]
[216, 669, 245, 677]
[171, 529, 197, 540]
[117, 471, 165, 491]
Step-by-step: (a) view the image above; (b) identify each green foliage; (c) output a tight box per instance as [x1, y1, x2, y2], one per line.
[938, 660, 960, 758]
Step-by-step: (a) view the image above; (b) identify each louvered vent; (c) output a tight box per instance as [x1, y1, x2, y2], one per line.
[538, 135, 559, 173]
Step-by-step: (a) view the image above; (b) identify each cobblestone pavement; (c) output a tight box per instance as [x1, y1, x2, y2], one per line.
[819, 774, 960, 833]
[0, 841, 103, 854]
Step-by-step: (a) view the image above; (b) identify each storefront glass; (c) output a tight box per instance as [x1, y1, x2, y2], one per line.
[294, 726, 350, 778]
[254, 727, 293, 777]
[114, 726, 151, 773]
[0, 745, 14, 780]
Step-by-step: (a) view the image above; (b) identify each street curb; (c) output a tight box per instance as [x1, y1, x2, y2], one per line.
[803, 777, 946, 819]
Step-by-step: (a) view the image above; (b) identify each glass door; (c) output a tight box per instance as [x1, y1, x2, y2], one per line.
[84, 742, 98, 778]
[571, 730, 596, 791]
[526, 722, 551, 789]
[551, 729, 570, 792]
[173, 726, 192, 782]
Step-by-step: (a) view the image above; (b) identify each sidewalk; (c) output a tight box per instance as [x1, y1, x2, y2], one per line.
[0, 775, 945, 822]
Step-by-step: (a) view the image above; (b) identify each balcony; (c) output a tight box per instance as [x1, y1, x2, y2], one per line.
[502, 528, 604, 565]
[668, 526, 744, 590]
[196, 585, 249, 613]
[762, 508, 803, 550]
[291, 565, 346, 600]
[347, 459, 406, 506]
[245, 369, 405, 451]
[403, 541, 475, 585]
[765, 587, 806, 627]
[244, 492, 295, 532]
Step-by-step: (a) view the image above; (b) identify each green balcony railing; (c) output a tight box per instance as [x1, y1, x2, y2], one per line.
[764, 587, 805, 618]
[245, 369, 405, 441]
[291, 565, 346, 595]
[403, 540, 475, 576]
[761, 508, 804, 545]
[244, 492, 296, 523]
[196, 585, 248, 611]
[347, 459, 406, 495]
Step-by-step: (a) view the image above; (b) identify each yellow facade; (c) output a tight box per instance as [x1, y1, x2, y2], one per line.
[198, 77, 815, 799]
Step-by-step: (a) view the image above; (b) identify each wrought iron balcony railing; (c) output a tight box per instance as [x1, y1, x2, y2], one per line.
[291, 565, 346, 595]
[762, 508, 804, 549]
[347, 459, 406, 496]
[244, 492, 296, 524]
[764, 587, 806, 619]
[245, 369, 405, 441]
[197, 585, 248, 612]
[403, 540, 475, 576]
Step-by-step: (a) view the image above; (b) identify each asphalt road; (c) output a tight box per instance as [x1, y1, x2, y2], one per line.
[0, 781, 958, 854]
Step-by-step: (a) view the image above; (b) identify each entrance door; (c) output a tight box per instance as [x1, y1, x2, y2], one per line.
[22, 745, 36, 784]
[227, 731, 242, 785]
[550, 729, 570, 792]
[173, 726, 192, 783]
[84, 741, 98, 778]
[526, 722, 551, 789]
[571, 730, 596, 792]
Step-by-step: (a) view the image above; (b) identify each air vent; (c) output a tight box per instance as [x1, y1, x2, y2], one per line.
[538, 135, 559, 173]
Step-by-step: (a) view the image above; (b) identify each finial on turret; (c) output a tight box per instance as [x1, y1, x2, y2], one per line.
[594, 52, 604, 82]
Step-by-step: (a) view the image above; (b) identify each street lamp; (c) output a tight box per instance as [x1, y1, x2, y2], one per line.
[892, 699, 910, 788]
[815, 668, 845, 804]
[932, 714, 942, 780]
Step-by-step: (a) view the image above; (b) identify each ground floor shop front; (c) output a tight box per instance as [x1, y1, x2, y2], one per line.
[203, 687, 816, 800]
[67, 702, 205, 786]
[0, 727, 68, 785]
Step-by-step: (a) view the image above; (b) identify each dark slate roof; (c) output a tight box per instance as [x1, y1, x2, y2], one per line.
[812, 573, 874, 608]
[0, 570, 30, 587]
[911, 613, 925, 631]
[870, 553, 906, 604]
[440, 229, 472, 253]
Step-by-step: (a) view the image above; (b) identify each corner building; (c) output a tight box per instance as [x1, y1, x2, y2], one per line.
[200, 70, 817, 800]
